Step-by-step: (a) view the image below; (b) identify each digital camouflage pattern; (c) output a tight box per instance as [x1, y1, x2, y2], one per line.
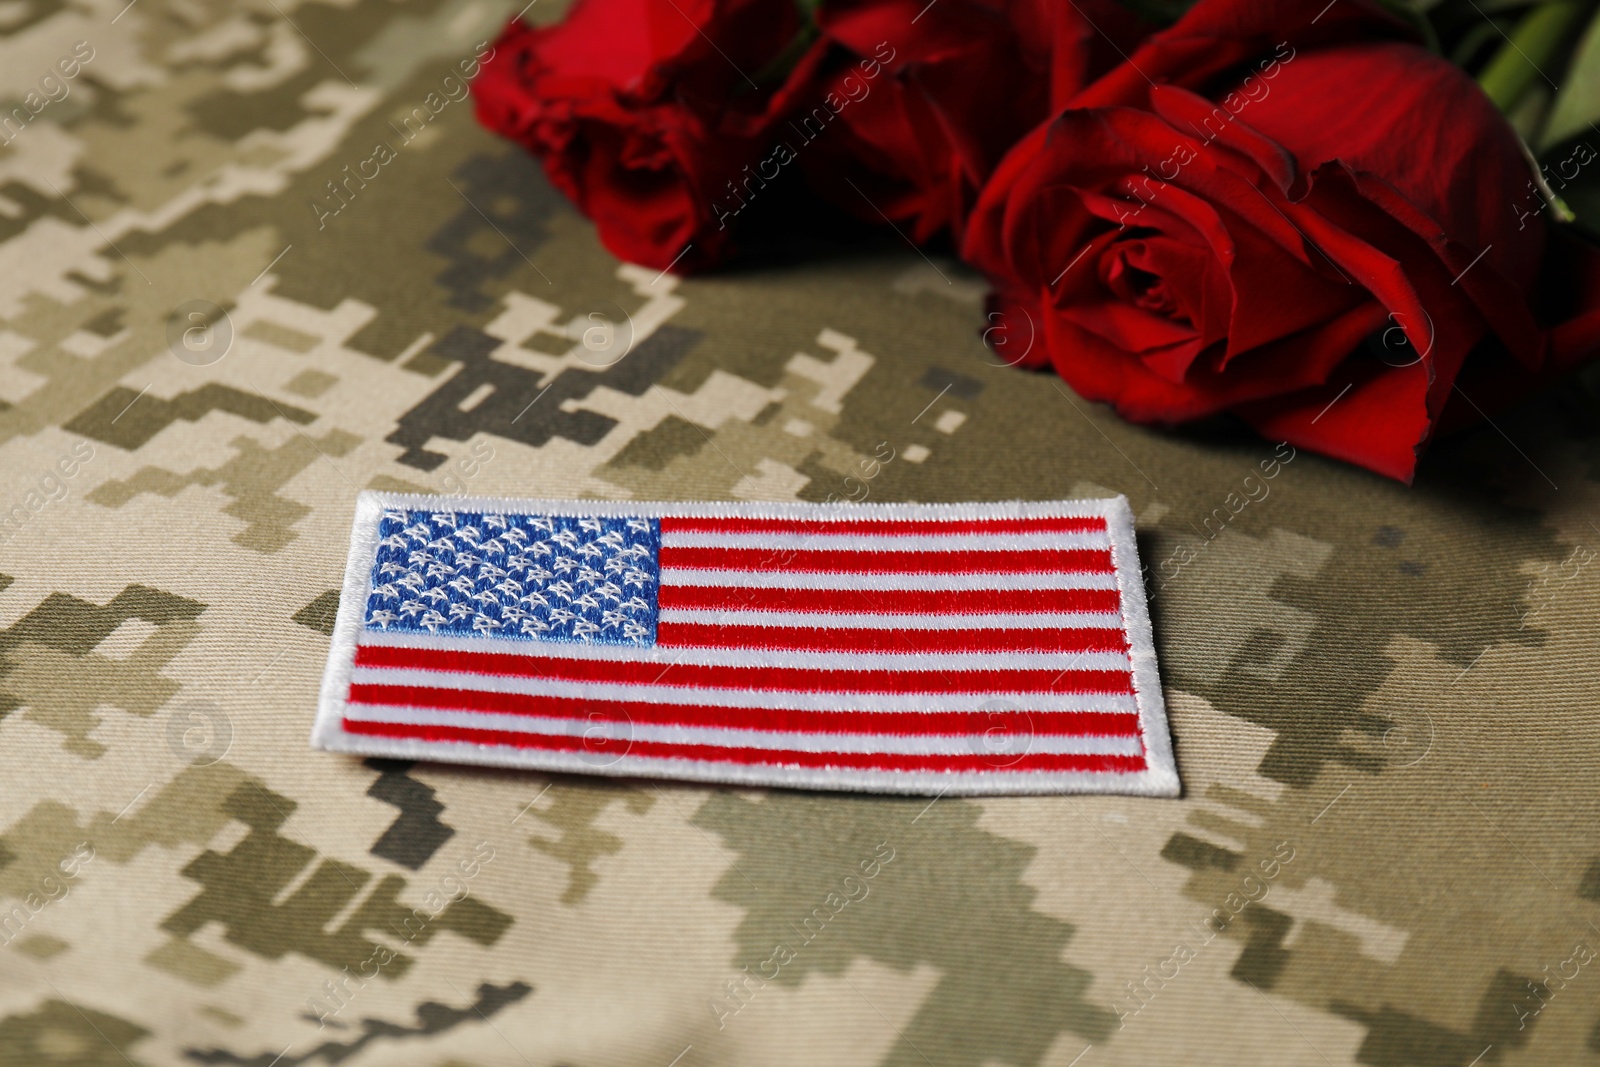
[0, 1, 1597, 1064]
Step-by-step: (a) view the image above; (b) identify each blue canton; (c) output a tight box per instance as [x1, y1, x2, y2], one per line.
[364, 509, 660, 646]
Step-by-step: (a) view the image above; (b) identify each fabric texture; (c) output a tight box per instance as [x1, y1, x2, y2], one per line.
[0, 1, 1597, 1065]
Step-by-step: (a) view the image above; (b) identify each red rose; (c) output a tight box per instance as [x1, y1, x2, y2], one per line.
[796, 0, 1150, 245]
[964, 0, 1546, 481]
[470, 0, 823, 271]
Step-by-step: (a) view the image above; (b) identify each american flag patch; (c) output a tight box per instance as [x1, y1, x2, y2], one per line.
[312, 493, 1178, 796]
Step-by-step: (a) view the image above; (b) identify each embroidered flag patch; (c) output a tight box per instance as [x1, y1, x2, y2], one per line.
[312, 493, 1178, 796]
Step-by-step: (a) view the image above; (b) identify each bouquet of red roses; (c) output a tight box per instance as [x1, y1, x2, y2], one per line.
[471, 0, 1600, 481]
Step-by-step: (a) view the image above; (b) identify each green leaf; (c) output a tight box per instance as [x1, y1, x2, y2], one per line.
[1478, 0, 1590, 112]
[1450, 19, 1512, 67]
[1542, 5, 1600, 149]
[1510, 82, 1553, 141]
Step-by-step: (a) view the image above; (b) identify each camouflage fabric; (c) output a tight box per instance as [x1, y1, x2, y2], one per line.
[1, 2, 1598, 1064]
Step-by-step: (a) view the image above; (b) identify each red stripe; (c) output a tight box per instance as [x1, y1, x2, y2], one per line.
[342, 717, 1148, 774]
[656, 585, 1122, 615]
[347, 684, 1141, 736]
[659, 546, 1113, 574]
[659, 516, 1107, 536]
[654, 622, 1128, 653]
[353, 644, 1134, 694]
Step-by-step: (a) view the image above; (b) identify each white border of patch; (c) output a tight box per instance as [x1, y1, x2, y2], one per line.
[313, 492, 1179, 798]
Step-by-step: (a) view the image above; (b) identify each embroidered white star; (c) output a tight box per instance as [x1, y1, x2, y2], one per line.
[365, 510, 660, 645]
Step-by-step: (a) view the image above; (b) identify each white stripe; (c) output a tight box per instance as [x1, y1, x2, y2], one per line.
[657, 609, 1123, 631]
[659, 570, 1121, 590]
[356, 631, 1129, 672]
[341, 705, 1146, 757]
[658, 531, 1110, 551]
[341, 491, 1125, 523]
[348, 667, 1142, 712]
[320, 733, 1171, 797]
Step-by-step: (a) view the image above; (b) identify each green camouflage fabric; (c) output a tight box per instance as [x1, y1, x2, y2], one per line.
[1, 1, 1598, 1064]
